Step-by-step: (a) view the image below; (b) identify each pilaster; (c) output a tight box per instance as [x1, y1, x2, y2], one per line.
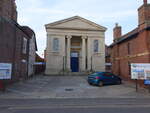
[81, 36, 87, 71]
[66, 35, 72, 71]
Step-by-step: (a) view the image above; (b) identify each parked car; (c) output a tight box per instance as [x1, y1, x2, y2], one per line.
[88, 72, 122, 86]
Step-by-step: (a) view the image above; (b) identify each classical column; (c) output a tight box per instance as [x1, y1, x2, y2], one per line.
[87, 37, 91, 71]
[81, 36, 87, 71]
[66, 35, 71, 71]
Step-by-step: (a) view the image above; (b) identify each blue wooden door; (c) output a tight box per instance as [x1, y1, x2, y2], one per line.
[71, 53, 79, 72]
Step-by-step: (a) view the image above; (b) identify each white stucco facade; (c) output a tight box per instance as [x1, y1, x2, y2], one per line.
[45, 16, 107, 75]
[28, 34, 36, 76]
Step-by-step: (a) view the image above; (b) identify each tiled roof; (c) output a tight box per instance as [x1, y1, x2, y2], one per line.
[109, 26, 150, 47]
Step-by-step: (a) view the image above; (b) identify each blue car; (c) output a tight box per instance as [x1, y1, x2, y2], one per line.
[88, 72, 122, 86]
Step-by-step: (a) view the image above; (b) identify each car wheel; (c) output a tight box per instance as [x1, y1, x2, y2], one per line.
[88, 82, 92, 85]
[98, 81, 103, 87]
[117, 80, 122, 85]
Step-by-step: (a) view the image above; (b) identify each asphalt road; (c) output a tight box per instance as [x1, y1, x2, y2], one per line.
[1, 98, 150, 113]
[2, 107, 150, 113]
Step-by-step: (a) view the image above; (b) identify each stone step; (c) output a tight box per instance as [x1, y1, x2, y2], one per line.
[44, 72, 92, 76]
[59, 72, 90, 76]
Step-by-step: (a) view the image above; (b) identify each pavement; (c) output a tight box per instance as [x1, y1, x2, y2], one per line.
[0, 75, 150, 113]
[0, 74, 150, 99]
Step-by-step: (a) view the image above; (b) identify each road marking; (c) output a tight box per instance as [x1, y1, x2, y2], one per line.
[6, 104, 150, 110]
[6, 89, 32, 96]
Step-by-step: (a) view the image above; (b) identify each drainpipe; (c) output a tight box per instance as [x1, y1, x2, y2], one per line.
[13, 20, 17, 81]
[90, 56, 93, 72]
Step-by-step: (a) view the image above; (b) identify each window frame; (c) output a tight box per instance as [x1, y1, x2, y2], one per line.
[53, 38, 59, 52]
[22, 37, 27, 54]
[93, 39, 99, 53]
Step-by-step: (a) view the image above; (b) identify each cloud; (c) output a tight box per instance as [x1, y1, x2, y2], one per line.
[16, 0, 148, 56]
[36, 30, 47, 57]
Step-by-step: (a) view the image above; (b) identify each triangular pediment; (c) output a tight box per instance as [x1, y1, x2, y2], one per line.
[45, 16, 107, 31]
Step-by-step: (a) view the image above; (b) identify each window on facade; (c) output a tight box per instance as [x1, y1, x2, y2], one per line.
[53, 38, 59, 52]
[22, 37, 27, 54]
[128, 62, 131, 75]
[127, 43, 130, 54]
[94, 40, 99, 53]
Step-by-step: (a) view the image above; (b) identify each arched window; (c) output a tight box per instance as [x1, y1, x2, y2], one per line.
[53, 38, 59, 52]
[94, 40, 99, 53]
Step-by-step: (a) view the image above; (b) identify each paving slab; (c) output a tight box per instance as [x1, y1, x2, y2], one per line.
[0, 75, 150, 99]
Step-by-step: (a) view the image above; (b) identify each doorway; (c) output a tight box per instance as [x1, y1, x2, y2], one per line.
[71, 52, 79, 72]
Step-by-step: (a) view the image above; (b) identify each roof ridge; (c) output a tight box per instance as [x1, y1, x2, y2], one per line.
[45, 16, 107, 31]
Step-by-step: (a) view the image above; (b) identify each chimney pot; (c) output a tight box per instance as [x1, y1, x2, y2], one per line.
[115, 23, 118, 27]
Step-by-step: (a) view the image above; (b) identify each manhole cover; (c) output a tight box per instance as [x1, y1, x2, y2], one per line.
[65, 88, 74, 91]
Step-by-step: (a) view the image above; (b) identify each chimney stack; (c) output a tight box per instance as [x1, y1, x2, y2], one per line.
[12, 0, 17, 21]
[138, 0, 150, 29]
[113, 23, 122, 42]
[144, 0, 147, 5]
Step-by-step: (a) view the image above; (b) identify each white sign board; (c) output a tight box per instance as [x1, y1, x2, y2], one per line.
[71, 53, 78, 57]
[0, 63, 12, 79]
[131, 63, 150, 80]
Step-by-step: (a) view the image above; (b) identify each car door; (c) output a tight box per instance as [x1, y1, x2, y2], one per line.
[103, 72, 114, 84]
[112, 74, 120, 83]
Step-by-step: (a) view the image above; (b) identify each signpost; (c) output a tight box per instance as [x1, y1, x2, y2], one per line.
[0, 63, 12, 91]
[0, 63, 12, 80]
[131, 63, 150, 92]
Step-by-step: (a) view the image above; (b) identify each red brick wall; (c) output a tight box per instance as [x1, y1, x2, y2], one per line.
[111, 29, 150, 86]
[15, 27, 30, 81]
[138, 4, 150, 27]
[118, 31, 148, 57]
[0, 17, 30, 83]
[0, 0, 17, 21]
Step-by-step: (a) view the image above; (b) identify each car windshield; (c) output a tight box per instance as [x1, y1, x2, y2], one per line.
[91, 72, 103, 76]
[91, 73, 98, 76]
[103, 72, 113, 77]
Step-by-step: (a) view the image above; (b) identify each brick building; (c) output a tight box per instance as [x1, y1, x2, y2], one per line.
[0, 0, 37, 84]
[105, 45, 112, 72]
[21, 26, 37, 77]
[109, 0, 150, 86]
[0, 0, 17, 21]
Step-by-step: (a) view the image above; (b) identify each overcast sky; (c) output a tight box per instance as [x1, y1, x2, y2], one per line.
[16, 0, 149, 57]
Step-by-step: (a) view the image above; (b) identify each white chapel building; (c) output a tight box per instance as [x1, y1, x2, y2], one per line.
[45, 16, 107, 75]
